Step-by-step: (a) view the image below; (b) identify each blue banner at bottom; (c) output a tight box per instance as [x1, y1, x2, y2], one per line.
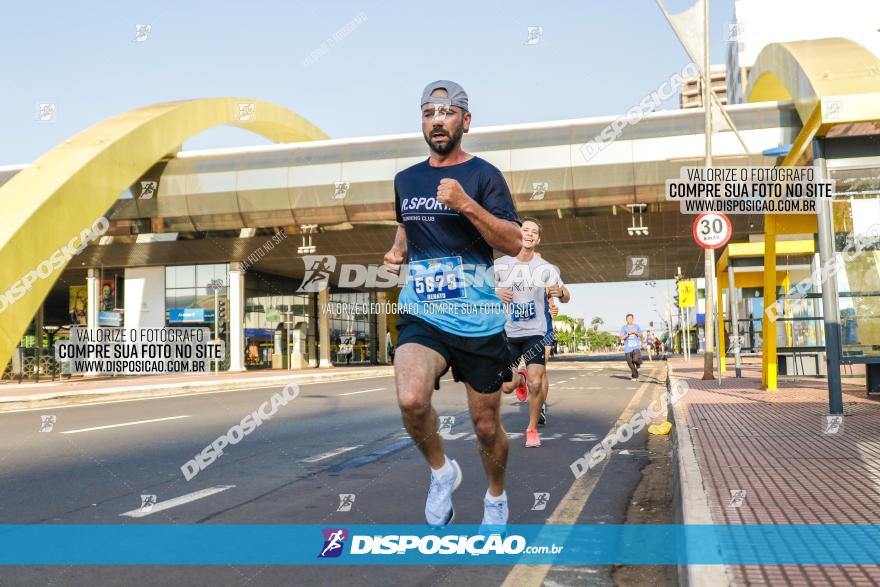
[0, 524, 878, 565]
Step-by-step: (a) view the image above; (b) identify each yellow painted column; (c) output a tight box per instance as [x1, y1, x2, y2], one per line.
[717, 277, 726, 372]
[762, 216, 778, 390]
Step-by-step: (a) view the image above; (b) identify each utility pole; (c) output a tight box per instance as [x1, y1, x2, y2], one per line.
[700, 0, 717, 380]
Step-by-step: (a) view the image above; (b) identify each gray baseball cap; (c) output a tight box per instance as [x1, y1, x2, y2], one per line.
[421, 80, 469, 112]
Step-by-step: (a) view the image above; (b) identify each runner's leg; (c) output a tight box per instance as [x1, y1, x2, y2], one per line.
[500, 369, 523, 394]
[526, 363, 547, 430]
[466, 384, 507, 496]
[625, 351, 638, 378]
[541, 346, 551, 422]
[501, 340, 527, 399]
[395, 342, 449, 468]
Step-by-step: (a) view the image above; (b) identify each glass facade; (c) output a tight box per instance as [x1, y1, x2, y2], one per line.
[328, 292, 375, 365]
[244, 285, 311, 369]
[165, 263, 230, 368]
[165, 264, 229, 320]
[830, 166, 880, 359]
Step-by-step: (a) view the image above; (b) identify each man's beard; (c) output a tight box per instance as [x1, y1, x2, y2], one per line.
[424, 125, 464, 155]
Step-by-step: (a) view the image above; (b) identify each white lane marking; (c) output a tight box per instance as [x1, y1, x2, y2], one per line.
[0, 374, 398, 414]
[60, 415, 191, 434]
[301, 445, 363, 463]
[120, 485, 235, 518]
[339, 388, 385, 396]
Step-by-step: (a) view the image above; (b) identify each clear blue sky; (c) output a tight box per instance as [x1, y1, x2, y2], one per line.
[1, 0, 735, 329]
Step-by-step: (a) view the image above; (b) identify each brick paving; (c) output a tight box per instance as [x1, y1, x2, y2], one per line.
[670, 357, 880, 586]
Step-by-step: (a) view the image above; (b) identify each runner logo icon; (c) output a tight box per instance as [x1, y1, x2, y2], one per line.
[299, 255, 337, 292]
[319, 528, 348, 558]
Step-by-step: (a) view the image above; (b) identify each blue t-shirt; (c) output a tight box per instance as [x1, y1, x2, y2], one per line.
[544, 292, 553, 337]
[395, 156, 519, 336]
[620, 323, 642, 352]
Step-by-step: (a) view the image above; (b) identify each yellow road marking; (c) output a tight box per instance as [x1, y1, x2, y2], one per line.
[501, 372, 659, 586]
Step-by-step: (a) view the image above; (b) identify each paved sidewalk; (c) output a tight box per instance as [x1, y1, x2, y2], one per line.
[0, 365, 394, 411]
[669, 356, 880, 586]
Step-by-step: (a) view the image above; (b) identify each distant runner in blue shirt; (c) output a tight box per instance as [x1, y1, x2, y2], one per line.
[383, 81, 522, 532]
[619, 314, 644, 380]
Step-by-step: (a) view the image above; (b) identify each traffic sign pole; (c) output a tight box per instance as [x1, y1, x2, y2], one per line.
[685, 307, 690, 363]
[701, 0, 715, 383]
[693, 211, 732, 381]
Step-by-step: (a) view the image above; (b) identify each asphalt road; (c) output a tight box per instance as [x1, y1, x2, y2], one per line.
[0, 354, 667, 587]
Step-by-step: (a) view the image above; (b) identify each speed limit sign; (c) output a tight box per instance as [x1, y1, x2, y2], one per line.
[693, 212, 732, 249]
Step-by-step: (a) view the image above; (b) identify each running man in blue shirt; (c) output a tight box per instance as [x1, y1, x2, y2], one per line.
[620, 314, 644, 380]
[383, 81, 522, 530]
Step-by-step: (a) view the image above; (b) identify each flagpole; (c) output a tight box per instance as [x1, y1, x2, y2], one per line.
[655, 0, 748, 155]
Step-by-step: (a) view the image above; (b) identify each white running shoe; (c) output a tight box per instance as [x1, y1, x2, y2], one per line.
[425, 459, 462, 527]
[480, 493, 509, 535]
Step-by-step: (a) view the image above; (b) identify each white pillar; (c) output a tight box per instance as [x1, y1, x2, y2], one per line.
[318, 287, 331, 368]
[86, 269, 100, 330]
[307, 293, 318, 368]
[228, 263, 246, 372]
[377, 291, 389, 364]
[124, 267, 166, 328]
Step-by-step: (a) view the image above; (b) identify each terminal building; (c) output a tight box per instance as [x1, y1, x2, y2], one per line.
[0, 99, 797, 374]
[1, 19, 879, 392]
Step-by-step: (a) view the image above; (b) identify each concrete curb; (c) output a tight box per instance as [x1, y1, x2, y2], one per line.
[0, 367, 395, 412]
[667, 365, 734, 587]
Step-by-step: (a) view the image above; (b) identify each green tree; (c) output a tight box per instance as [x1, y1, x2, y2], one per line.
[553, 314, 586, 353]
[585, 329, 619, 352]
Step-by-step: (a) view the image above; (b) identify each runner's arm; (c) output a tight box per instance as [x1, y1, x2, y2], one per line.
[558, 286, 570, 303]
[549, 283, 571, 303]
[436, 176, 520, 256]
[383, 225, 407, 273]
[457, 200, 521, 256]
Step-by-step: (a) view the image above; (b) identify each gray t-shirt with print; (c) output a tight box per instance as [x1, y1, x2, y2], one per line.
[494, 255, 563, 338]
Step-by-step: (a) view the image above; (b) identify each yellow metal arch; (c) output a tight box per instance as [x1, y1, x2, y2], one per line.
[0, 98, 328, 371]
[746, 38, 880, 390]
[748, 37, 880, 161]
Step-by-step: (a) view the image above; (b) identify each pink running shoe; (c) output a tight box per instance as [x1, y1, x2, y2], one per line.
[525, 428, 541, 448]
[515, 369, 529, 402]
